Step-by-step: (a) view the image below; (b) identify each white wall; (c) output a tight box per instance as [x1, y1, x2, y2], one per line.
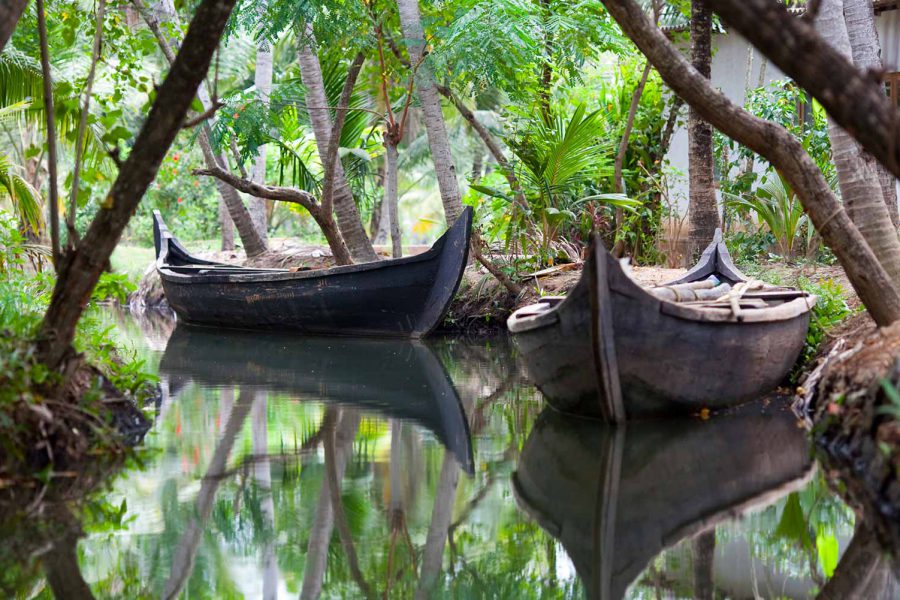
[664, 11, 899, 216]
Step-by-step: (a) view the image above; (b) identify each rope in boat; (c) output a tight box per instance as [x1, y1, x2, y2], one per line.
[709, 278, 767, 320]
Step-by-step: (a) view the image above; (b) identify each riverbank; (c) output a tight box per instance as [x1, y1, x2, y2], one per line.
[804, 315, 900, 568]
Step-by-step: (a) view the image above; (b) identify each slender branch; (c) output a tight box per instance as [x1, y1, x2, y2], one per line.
[472, 231, 522, 296]
[36, 0, 60, 268]
[182, 100, 224, 129]
[321, 52, 365, 215]
[194, 167, 319, 212]
[68, 0, 107, 249]
[435, 84, 530, 214]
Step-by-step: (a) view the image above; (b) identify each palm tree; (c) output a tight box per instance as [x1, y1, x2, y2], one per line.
[0, 148, 43, 236]
[687, 0, 719, 258]
[396, 0, 465, 225]
[297, 25, 378, 263]
[815, 0, 900, 288]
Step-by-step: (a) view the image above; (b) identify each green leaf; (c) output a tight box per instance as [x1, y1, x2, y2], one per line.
[775, 493, 813, 550]
[816, 532, 839, 578]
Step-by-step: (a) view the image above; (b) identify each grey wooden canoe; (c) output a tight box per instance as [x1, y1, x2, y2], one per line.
[512, 404, 814, 599]
[159, 325, 474, 474]
[152, 207, 472, 338]
[508, 231, 815, 421]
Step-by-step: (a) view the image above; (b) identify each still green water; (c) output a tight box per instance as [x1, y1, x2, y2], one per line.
[13, 310, 900, 598]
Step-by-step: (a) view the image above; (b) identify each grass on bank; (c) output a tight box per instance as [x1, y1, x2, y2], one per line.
[0, 221, 156, 477]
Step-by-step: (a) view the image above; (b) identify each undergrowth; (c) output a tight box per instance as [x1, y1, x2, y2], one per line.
[0, 214, 154, 477]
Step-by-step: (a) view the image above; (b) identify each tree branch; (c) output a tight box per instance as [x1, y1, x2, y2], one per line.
[182, 100, 224, 129]
[435, 84, 530, 215]
[702, 0, 900, 179]
[67, 0, 106, 249]
[600, 0, 900, 326]
[38, 0, 240, 370]
[321, 52, 365, 215]
[194, 166, 319, 212]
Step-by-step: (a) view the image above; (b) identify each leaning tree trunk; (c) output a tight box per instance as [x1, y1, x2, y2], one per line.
[0, 0, 28, 52]
[816, 0, 900, 288]
[37, 0, 239, 371]
[687, 0, 720, 258]
[134, 0, 267, 257]
[396, 0, 464, 225]
[414, 450, 460, 599]
[297, 28, 378, 263]
[385, 137, 402, 258]
[219, 196, 234, 250]
[250, 34, 273, 243]
[843, 0, 899, 229]
[613, 60, 653, 256]
[598, 0, 900, 326]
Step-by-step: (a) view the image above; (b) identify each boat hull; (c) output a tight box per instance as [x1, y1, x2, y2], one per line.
[154, 208, 472, 337]
[509, 234, 812, 419]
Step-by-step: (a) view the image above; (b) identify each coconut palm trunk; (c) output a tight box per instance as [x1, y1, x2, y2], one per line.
[134, 0, 268, 257]
[250, 34, 273, 243]
[843, 0, 899, 229]
[297, 27, 378, 263]
[816, 0, 900, 287]
[687, 0, 720, 258]
[385, 135, 402, 257]
[396, 0, 464, 225]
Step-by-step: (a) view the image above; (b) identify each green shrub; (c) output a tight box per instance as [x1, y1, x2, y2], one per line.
[794, 277, 854, 378]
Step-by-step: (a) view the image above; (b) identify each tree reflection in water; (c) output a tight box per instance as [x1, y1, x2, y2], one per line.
[2, 314, 898, 598]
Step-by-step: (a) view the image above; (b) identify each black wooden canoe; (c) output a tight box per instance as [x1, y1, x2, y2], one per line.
[158, 325, 474, 474]
[152, 207, 472, 337]
[508, 231, 815, 421]
[512, 404, 813, 599]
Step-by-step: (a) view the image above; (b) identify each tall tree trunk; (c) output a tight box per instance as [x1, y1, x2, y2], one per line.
[538, 0, 553, 123]
[38, 0, 239, 371]
[297, 28, 378, 263]
[0, 0, 28, 52]
[133, 0, 268, 257]
[396, 0, 464, 225]
[219, 197, 234, 250]
[43, 525, 95, 600]
[599, 0, 900, 326]
[250, 36, 273, 243]
[816, 0, 900, 287]
[687, 0, 719, 257]
[843, 0, 899, 229]
[385, 138, 402, 258]
[37, 0, 60, 268]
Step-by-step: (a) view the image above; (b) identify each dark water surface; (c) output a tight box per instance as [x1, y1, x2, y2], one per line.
[10, 310, 900, 598]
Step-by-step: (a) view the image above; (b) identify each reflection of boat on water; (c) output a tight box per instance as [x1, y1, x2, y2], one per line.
[159, 325, 474, 473]
[512, 404, 814, 599]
